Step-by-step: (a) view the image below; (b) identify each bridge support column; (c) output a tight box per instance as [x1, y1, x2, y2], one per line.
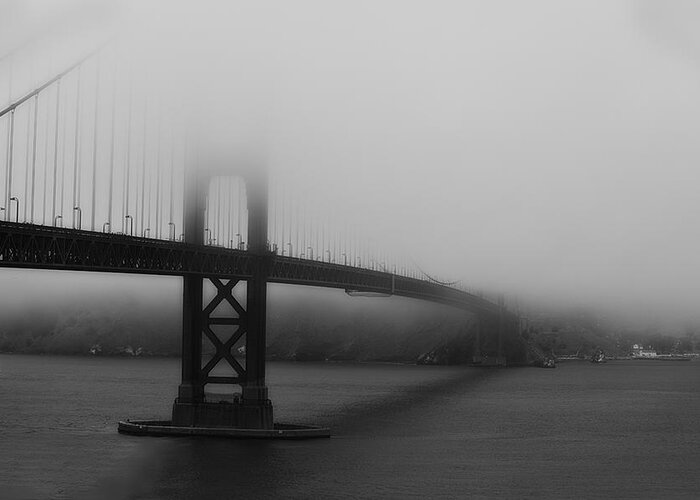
[240, 167, 272, 425]
[170, 166, 273, 430]
[472, 315, 483, 364]
[121, 165, 327, 437]
[176, 274, 204, 404]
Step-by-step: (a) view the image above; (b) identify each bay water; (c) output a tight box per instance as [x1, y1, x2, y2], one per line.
[1, 354, 698, 499]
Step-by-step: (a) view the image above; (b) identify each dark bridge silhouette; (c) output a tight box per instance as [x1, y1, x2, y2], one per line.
[0, 39, 520, 436]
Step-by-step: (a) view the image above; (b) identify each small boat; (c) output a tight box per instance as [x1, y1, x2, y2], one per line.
[590, 349, 606, 363]
[542, 357, 556, 368]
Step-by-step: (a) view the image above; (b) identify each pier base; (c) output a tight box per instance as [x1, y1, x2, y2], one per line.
[118, 420, 330, 439]
[171, 399, 273, 429]
[120, 394, 329, 439]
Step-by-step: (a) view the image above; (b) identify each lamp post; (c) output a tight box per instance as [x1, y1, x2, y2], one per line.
[10, 197, 19, 223]
[143, 228, 150, 238]
[125, 215, 133, 236]
[73, 206, 81, 229]
[236, 233, 242, 250]
[102, 222, 110, 233]
[342, 252, 347, 266]
[168, 222, 175, 241]
[54, 215, 62, 227]
[204, 228, 210, 245]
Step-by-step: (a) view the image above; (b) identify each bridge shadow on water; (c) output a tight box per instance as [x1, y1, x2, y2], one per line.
[319, 365, 506, 437]
[79, 366, 514, 499]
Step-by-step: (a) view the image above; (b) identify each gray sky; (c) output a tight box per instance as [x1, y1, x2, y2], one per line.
[2, 0, 700, 323]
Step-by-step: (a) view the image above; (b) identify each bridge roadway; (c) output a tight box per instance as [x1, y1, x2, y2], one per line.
[0, 220, 499, 313]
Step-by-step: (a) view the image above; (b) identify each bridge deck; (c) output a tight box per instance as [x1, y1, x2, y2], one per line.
[0, 221, 497, 312]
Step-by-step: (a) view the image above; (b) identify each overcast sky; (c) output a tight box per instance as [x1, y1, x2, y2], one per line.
[2, 1, 700, 323]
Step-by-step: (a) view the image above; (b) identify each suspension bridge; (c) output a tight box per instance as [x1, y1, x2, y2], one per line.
[0, 38, 520, 437]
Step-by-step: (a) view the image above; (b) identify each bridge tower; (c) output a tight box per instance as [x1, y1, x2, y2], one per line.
[171, 165, 273, 430]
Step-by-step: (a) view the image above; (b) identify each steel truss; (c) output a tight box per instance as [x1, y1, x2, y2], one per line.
[0, 221, 499, 313]
[201, 278, 247, 386]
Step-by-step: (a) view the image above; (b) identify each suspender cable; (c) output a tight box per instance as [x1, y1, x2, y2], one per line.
[107, 69, 116, 230]
[295, 195, 300, 258]
[90, 56, 100, 231]
[5, 109, 14, 221]
[238, 178, 243, 248]
[315, 208, 320, 261]
[72, 67, 82, 228]
[287, 185, 293, 255]
[51, 79, 62, 223]
[123, 84, 132, 233]
[215, 175, 221, 245]
[42, 91, 50, 224]
[154, 106, 161, 238]
[168, 131, 174, 236]
[146, 110, 155, 238]
[41, 85, 53, 225]
[230, 177, 235, 247]
[140, 99, 147, 236]
[271, 176, 277, 250]
[24, 100, 32, 221]
[146, 138, 152, 237]
[278, 178, 283, 252]
[59, 77, 68, 223]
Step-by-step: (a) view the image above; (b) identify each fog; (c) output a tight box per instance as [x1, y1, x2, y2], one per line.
[2, 0, 700, 325]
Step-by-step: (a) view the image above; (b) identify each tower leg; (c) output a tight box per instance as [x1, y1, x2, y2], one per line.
[472, 315, 483, 364]
[176, 275, 204, 401]
[241, 165, 273, 428]
[239, 259, 273, 429]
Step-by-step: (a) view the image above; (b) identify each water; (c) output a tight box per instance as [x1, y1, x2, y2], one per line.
[1, 354, 699, 499]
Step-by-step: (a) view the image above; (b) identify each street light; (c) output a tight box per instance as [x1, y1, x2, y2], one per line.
[73, 206, 81, 229]
[168, 222, 175, 241]
[10, 197, 19, 223]
[102, 222, 110, 233]
[342, 252, 347, 266]
[236, 233, 242, 250]
[54, 215, 62, 227]
[143, 228, 150, 238]
[125, 215, 133, 236]
[204, 228, 210, 245]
